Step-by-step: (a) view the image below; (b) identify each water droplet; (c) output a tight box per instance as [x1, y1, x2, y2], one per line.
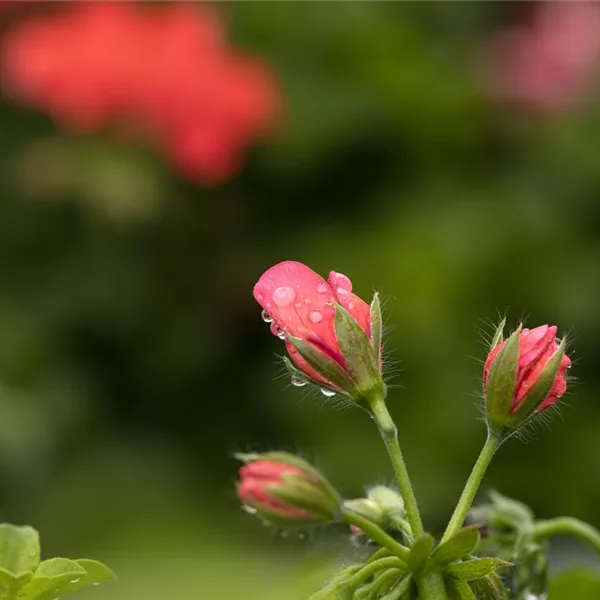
[309, 310, 323, 323]
[270, 322, 286, 339]
[69, 578, 80, 584]
[261, 310, 273, 323]
[320, 388, 336, 397]
[348, 302, 356, 311]
[92, 582, 101, 586]
[337, 287, 350, 296]
[316, 282, 329, 294]
[242, 505, 258, 515]
[273, 286, 296, 307]
[291, 376, 307, 387]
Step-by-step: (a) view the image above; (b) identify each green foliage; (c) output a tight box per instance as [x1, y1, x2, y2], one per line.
[430, 527, 480, 567]
[0, 524, 114, 600]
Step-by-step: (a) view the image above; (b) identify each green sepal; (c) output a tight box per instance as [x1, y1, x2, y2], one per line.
[287, 335, 356, 395]
[0, 524, 40, 577]
[379, 575, 411, 600]
[270, 478, 338, 521]
[282, 356, 311, 385]
[508, 338, 567, 426]
[370, 293, 383, 367]
[490, 318, 506, 351]
[446, 558, 512, 581]
[469, 573, 505, 600]
[485, 325, 521, 431]
[431, 527, 480, 567]
[446, 578, 477, 600]
[334, 304, 383, 402]
[407, 534, 434, 575]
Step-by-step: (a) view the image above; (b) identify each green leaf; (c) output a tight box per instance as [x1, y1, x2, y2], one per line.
[287, 335, 356, 394]
[370, 293, 383, 366]
[406, 534, 434, 575]
[18, 557, 114, 600]
[446, 558, 512, 581]
[0, 524, 40, 576]
[333, 304, 382, 400]
[431, 527, 480, 566]
[490, 318, 506, 351]
[379, 575, 411, 600]
[550, 569, 600, 600]
[446, 578, 477, 600]
[509, 337, 567, 425]
[0, 568, 33, 600]
[485, 326, 521, 430]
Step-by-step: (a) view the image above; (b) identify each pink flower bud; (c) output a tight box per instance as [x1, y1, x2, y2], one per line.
[253, 261, 382, 399]
[237, 453, 338, 524]
[484, 324, 571, 429]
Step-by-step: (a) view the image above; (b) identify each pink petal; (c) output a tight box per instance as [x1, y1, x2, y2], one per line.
[328, 271, 371, 337]
[253, 261, 341, 360]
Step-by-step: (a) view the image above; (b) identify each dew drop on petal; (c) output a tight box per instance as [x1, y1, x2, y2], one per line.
[309, 310, 323, 323]
[316, 282, 329, 294]
[320, 388, 336, 397]
[337, 288, 350, 296]
[277, 331, 286, 340]
[261, 310, 273, 323]
[270, 322, 282, 337]
[273, 286, 296, 307]
[291, 376, 307, 387]
[348, 302, 356, 311]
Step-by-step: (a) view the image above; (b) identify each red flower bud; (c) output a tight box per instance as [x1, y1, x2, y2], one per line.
[484, 324, 571, 430]
[237, 453, 338, 524]
[253, 261, 382, 401]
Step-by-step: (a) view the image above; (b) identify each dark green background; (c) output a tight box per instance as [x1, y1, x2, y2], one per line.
[0, 3, 598, 598]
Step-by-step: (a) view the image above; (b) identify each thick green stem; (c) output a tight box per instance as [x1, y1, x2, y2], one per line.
[534, 517, 600, 558]
[416, 571, 448, 600]
[342, 509, 410, 560]
[441, 432, 501, 543]
[370, 397, 423, 536]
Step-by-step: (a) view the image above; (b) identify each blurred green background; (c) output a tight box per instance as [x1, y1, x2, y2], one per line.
[0, 2, 599, 599]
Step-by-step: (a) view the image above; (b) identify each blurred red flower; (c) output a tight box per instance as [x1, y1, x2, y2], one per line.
[1, 2, 279, 184]
[486, 1, 600, 113]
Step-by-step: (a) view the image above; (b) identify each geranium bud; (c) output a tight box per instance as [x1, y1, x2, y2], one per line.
[483, 323, 571, 432]
[236, 452, 339, 524]
[253, 261, 384, 403]
[344, 486, 409, 539]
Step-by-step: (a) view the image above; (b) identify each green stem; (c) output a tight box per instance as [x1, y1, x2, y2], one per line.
[416, 571, 449, 600]
[370, 397, 424, 536]
[441, 431, 501, 543]
[534, 517, 600, 558]
[347, 557, 406, 589]
[342, 509, 410, 560]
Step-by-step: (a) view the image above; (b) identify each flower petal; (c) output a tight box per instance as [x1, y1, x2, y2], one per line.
[253, 261, 341, 359]
[328, 271, 371, 337]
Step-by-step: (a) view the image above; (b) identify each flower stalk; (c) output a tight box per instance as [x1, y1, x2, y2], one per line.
[441, 431, 502, 543]
[370, 396, 424, 538]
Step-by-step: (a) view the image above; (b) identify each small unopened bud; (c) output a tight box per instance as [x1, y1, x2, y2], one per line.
[483, 323, 571, 432]
[344, 486, 408, 537]
[236, 452, 339, 524]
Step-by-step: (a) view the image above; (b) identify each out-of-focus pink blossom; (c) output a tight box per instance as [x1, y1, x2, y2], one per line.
[486, 1, 600, 112]
[1, 2, 279, 184]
